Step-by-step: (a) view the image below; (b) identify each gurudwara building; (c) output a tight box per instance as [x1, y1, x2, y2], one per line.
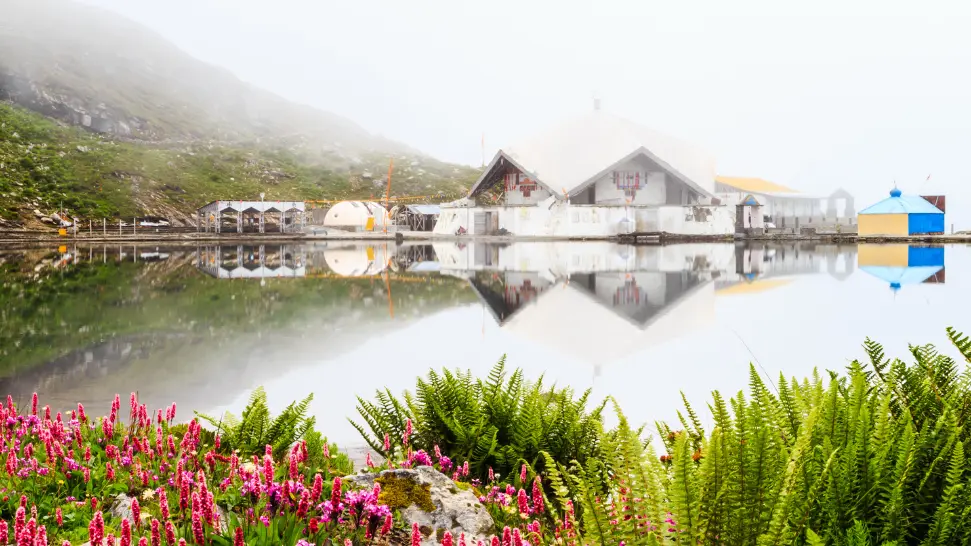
[433, 105, 734, 238]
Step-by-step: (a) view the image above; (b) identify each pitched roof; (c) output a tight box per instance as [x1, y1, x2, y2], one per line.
[859, 192, 943, 215]
[470, 111, 715, 198]
[715, 176, 799, 194]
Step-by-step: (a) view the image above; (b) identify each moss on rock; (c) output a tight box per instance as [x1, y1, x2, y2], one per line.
[376, 474, 436, 512]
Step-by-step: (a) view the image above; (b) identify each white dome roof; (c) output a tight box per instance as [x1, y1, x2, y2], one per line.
[324, 246, 389, 277]
[323, 201, 390, 228]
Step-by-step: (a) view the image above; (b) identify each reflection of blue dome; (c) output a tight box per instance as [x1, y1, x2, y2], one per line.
[889, 188, 902, 198]
[890, 282, 901, 291]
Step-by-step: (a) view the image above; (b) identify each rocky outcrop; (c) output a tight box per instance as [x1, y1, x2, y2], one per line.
[0, 71, 159, 140]
[346, 466, 494, 546]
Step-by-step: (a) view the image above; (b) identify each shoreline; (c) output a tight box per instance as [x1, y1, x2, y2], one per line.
[1, 230, 970, 246]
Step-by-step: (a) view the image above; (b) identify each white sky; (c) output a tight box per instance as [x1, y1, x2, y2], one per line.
[82, 0, 971, 227]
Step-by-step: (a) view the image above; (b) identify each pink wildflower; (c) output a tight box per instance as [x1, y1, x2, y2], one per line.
[517, 488, 529, 517]
[131, 498, 140, 528]
[151, 519, 161, 546]
[384, 433, 391, 453]
[404, 419, 413, 445]
[411, 522, 421, 546]
[441, 531, 454, 546]
[512, 528, 524, 546]
[120, 518, 132, 546]
[139, 539, 148, 546]
[31, 393, 37, 416]
[233, 527, 244, 546]
[159, 489, 170, 520]
[191, 507, 204, 545]
[87, 511, 104, 546]
[381, 514, 393, 536]
[502, 526, 512, 546]
[55, 508, 62, 527]
[310, 473, 323, 503]
[520, 463, 527, 484]
[164, 521, 176, 545]
[532, 477, 545, 514]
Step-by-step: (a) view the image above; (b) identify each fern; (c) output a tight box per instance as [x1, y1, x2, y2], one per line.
[195, 387, 319, 461]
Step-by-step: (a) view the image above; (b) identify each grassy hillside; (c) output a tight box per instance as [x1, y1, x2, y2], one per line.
[0, 102, 479, 225]
[0, 0, 481, 226]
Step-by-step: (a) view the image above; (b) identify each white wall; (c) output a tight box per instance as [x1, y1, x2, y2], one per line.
[590, 159, 669, 206]
[656, 205, 734, 235]
[503, 173, 553, 206]
[435, 203, 733, 237]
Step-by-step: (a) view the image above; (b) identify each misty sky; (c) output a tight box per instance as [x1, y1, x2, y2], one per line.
[82, 0, 971, 226]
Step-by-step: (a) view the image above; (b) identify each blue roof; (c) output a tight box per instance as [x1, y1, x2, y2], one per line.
[861, 265, 943, 289]
[859, 191, 943, 215]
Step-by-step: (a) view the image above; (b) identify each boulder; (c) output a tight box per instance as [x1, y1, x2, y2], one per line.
[346, 466, 494, 546]
[109, 493, 227, 532]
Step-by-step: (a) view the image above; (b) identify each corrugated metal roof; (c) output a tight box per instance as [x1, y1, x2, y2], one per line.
[471, 111, 715, 198]
[715, 176, 799, 194]
[859, 193, 944, 215]
[406, 204, 441, 215]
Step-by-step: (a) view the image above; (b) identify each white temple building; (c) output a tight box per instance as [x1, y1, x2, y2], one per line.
[434, 105, 734, 238]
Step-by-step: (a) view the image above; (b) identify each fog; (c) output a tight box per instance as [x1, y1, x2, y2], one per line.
[79, 0, 971, 227]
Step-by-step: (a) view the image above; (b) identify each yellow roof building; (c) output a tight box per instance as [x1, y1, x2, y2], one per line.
[715, 176, 800, 195]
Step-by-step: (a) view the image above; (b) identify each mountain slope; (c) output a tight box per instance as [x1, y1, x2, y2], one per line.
[0, 0, 478, 226]
[0, 0, 401, 153]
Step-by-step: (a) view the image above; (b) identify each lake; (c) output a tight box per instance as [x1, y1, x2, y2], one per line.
[0, 240, 966, 447]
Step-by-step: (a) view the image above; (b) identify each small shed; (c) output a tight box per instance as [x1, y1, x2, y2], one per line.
[323, 201, 390, 231]
[395, 204, 441, 231]
[857, 188, 944, 236]
[734, 194, 765, 232]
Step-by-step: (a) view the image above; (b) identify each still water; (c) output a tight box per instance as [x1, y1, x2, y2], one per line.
[0, 241, 966, 446]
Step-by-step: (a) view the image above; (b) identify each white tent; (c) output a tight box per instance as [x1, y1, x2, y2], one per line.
[324, 246, 390, 277]
[323, 201, 390, 231]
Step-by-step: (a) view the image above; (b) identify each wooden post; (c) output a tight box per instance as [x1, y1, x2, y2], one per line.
[103, 218, 106, 236]
[384, 158, 393, 233]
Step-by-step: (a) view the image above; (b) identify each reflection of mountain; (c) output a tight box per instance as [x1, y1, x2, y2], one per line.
[859, 244, 946, 290]
[0, 244, 474, 411]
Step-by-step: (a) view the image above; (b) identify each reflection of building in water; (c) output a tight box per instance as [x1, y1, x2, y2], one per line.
[859, 244, 945, 291]
[196, 245, 306, 279]
[192, 243, 446, 279]
[323, 245, 390, 277]
[441, 242, 725, 374]
[716, 242, 858, 292]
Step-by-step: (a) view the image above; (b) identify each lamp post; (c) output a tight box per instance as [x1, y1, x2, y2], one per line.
[259, 192, 265, 234]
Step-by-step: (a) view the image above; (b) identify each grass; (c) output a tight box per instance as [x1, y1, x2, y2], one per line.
[0, 102, 480, 225]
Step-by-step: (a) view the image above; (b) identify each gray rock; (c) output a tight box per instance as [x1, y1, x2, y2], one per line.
[109, 493, 227, 532]
[346, 466, 494, 546]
